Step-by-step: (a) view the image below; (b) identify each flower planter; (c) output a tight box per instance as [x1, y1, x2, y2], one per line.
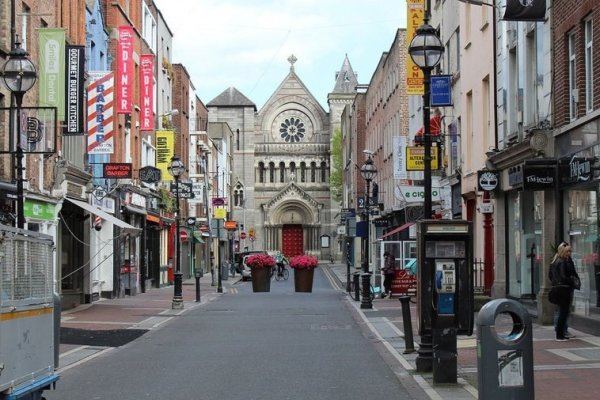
[251, 266, 271, 292]
[294, 268, 315, 292]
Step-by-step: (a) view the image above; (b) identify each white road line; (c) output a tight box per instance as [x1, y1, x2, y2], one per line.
[59, 347, 114, 373]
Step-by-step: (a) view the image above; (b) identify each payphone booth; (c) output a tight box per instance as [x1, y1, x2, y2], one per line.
[417, 220, 473, 383]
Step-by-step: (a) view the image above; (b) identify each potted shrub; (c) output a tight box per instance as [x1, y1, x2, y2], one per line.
[290, 255, 319, 292]
[245, 253, 276, 292]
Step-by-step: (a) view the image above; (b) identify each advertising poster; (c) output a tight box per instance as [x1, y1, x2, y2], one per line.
[117, 26, 134, 113]
[156, 130, 175, 181]
[38, 28, 66, 120]
[87, 71, 114, 154]
[65, 45, 85, 135]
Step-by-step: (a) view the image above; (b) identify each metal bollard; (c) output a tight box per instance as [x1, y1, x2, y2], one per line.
[399, 296, 415, 354]
[360, 273, 373, 309]
[195, 270, 202, 302]
[477, 298, 534, 400]
[353, 272, 361, 302]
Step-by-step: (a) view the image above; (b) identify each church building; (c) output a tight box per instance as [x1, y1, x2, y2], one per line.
[206, 55, 358, 259]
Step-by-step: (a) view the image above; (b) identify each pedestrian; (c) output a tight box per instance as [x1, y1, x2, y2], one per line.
[548, 241, 580, 341]
[381, 251, 396, 298]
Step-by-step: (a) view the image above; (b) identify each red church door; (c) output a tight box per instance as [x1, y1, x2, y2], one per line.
[282, 224, 303, 258]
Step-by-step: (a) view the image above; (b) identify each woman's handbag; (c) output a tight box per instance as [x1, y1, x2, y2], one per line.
[572, 275, 581, 290]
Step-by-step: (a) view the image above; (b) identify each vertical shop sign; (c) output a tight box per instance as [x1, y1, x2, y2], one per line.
[117, 26, 134, 113]
[406, 0, 425, 96]
[38, 28, 66, 120]
[140, 54, 154, 130]
[156, 130, 175, 181]
[87, 72, 114, 154]
[65, 45, 85, 134]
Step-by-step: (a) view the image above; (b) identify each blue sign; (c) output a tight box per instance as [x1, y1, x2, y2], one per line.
[431, 75, 452, 106]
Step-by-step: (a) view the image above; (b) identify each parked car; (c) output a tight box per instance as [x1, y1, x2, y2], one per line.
[237, 250, 268, 281]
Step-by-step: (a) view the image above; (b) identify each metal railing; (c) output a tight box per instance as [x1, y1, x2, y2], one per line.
[473, 258, 485, 294]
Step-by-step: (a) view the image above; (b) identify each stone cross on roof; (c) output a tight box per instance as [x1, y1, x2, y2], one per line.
[288, 54, 298, 71]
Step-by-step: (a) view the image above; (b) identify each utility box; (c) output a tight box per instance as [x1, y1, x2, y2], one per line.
[477, 298, 534, 400]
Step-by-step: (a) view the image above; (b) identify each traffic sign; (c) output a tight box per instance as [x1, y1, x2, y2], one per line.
[180, 230, 188, 241]
[240, 232, 247, 239]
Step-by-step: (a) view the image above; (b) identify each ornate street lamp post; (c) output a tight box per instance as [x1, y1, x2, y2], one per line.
[360, 153, 377, 310]
[408, 18, 444, 373]
[1, 41, 37, 229]
[168, 155, 186, 309]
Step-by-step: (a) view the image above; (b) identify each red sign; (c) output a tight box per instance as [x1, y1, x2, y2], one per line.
[139, 54, 154, 130]
[103, 163, 132, 179]
[117, 26, 134, 113]
[180, 230, 188, 241]
[240, 232, 247, 239]
[391, 269, 417, 295]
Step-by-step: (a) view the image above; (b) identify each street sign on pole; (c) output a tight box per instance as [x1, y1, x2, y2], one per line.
[180, 230, 188, 241]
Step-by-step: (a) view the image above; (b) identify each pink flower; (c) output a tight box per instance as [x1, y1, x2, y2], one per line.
[245, 253, 276, 268]
[289, 255, 319, 270]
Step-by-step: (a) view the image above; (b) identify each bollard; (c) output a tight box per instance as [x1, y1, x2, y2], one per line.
[195, 270, 202, 302]
[353, 272, 361, 302]
[399, 296, 415, 354]
[360, 273, 373, 309]
[477, 298, 534, 400]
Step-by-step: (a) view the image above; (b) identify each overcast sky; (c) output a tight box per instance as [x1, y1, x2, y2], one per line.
[153, 0, 407, 110]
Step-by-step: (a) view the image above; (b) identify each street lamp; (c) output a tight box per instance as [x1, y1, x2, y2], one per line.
[168, 155, 186, 309]
[1, 41, 37, 229]
[359, 152, 377, 309]
[408, 18, 444, 373]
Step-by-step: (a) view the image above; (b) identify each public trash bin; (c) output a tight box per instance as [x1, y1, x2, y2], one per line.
[120, 263, 138, 295]
[476, 298, 534, 400]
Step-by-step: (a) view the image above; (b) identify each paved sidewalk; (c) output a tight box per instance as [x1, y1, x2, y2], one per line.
[327, 263, 600, 400]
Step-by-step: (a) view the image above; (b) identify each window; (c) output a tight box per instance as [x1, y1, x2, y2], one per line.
[300, 162, 306, 182]
[310, 162, 316, 183]
[585, 18, 593, 113]
[321, 162, 327, 182]
[269, 162, 275, 183]
[568, 31, 577, 120]
[279, 162, 285, 182]
[290, 162, 296, 181]
[234, 184, 244, 207]
[258, 162, 264, 183]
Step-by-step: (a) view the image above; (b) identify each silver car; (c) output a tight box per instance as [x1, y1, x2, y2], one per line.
[240, 251, 268, 281]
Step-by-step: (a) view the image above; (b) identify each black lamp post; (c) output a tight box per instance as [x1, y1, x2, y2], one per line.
[1, 41, 37, 229]
[408, 18, 444, 373]
[360, 153, 377, 309]
[168, 155, 186, 309]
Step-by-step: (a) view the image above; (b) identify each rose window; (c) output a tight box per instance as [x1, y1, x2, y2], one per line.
[279, 117, 306, 143]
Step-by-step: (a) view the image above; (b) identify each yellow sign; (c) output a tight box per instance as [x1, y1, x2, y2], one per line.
[406, 146, 439, 171]
[407, 0, 425, 96]
[214, 208, 226, 219]
[156, 130, 175, 181]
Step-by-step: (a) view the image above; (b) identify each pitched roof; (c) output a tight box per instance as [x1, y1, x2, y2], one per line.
[206, 87, 257, 111]
[332, 55, 358, 94]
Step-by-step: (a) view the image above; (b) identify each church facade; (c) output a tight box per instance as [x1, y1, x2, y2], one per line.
[207, 55, 358, 259]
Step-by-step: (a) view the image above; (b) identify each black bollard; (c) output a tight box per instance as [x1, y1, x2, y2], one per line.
[195, 271, 202, 302]
[399, 296, 416, 354]
[353, 272, 361, 302]
[360, 273, 373, 309]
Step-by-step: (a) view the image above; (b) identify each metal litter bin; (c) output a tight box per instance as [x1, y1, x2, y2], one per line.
[476, 298, 534, 400]
[221, 263, 229, 280]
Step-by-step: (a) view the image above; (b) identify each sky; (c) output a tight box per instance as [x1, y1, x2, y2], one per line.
[153, 0, 408, 110]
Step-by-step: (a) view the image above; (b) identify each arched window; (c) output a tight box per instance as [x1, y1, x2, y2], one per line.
[258, 162, 265, 183]
[279, 162, 285, 182]
[320, 161, 327, 182]
[300, 162, 306, 182]
[234, 183, 244, 206]
[310, 162, 316, 182]
[269, 162, 275, 183]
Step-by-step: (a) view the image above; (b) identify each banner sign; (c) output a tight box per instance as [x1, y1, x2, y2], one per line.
[170, 182, 194, 199]
[139, 54, 154, 130]
[38, 28, 65, 121]
[65, 45, 85, 135]
[406, 146, 440, 170]
[431, 75, 453, 106]
[0, 107, 57, 154]
[503, 0, 546, 21]
[103, 163, 132, 179]
[156, 130, 175, 181]
[139, 165, 161, 183]
[393, 136, 408, 179]
[406, 0, 425, 95]
[117, 26, 134, 113]
[87, 71, 114, 154]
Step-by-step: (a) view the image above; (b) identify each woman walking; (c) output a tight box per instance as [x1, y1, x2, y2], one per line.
[548, 242, 580, 341]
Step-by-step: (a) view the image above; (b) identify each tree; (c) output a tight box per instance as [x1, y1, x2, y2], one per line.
[330, 128, 343, 203]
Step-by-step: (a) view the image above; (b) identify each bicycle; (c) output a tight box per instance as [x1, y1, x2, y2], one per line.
[348, 279, 375, 301]
[274, 264, 289, 281]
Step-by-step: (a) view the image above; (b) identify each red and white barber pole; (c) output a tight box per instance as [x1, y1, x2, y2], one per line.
[94, 215, 103, 231]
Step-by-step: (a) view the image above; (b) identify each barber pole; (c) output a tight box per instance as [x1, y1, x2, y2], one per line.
[94, 215, 103, 231]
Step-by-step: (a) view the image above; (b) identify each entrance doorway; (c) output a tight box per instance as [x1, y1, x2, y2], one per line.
[282, 224, 303, 257]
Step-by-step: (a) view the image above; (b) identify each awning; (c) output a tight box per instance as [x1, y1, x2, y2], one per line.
[378, 222, 414, 240]
[64, 197, 142, 236]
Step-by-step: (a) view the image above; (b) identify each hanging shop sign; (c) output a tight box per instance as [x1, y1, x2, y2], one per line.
[406, 146, 440, 170]
[477, 170, 500, 192]
[103, 163, 132, 179]
[523, 163, 556, 190]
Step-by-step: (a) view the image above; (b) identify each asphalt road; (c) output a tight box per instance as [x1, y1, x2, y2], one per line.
[46, 268, 422, 400]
